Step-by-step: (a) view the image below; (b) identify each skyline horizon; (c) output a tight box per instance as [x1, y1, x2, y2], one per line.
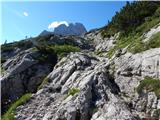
[1, 1, 126, 44]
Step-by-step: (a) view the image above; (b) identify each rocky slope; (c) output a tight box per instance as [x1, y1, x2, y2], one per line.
[14, 48, 160, 120]
[1, 11, 160, 120]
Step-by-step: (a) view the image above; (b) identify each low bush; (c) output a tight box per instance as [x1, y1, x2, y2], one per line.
[36, 44, 80, 60]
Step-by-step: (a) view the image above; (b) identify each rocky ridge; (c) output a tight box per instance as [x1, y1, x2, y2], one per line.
[54, 23, 87, 36]
[14, 47, 160, 120]
[39, 23, 87, 37]
[1, 22, 160, 120]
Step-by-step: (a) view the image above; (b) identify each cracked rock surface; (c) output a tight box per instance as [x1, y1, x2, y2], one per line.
[15, 48, 160, 119]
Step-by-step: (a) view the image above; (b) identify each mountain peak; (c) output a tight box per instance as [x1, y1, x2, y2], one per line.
[39, 30, 53, 36]
[54, 22, 87, 36]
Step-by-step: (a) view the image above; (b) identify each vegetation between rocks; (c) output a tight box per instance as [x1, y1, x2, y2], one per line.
[106, 23, 160, 58]
[2, 93, 32, 120]
[1, 40, 33, 52]
[50, 45, 81, 59]
[37, 77, 49, 90]
[129, 32, 160, 54]
[36, 44, 80, 61]
[67, 87, 80, 97]
[137, 76, 160, 98]
[101, 2, 160, 58]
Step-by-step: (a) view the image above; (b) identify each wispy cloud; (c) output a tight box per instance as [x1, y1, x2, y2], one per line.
[23, 11, 28, 17]
[48, 21, 69, 30]
[3, 5, 29, 18]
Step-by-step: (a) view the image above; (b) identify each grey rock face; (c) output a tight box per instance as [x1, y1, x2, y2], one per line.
[114, 48, 160, 96]
[112, 48, 160, 119]
[85, 29, 118, 52]
[15, 47, 160, 120]
[15, 53, 139, 120]
[54, 23, 87, 36]
[1, 49, 52, 111]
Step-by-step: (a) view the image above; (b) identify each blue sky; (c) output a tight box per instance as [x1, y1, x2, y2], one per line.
[1, 1, 126, 44]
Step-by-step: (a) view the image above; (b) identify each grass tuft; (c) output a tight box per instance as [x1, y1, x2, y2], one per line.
[67, 87, 80, 97]
[2, 93, 32, 120]
[37, 77, 49, 90]
[137, 76, 160, 98]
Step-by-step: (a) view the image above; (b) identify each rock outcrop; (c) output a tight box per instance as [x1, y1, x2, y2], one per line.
[85, 29, 119, 52]
[15, 53, 136, 120]
[1, 49, 54, 112]
[15, 47, 160, 120]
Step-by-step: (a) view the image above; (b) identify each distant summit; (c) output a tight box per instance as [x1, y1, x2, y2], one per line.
[39, 22, 87, 37]
[54, 22, 87, 36]
[39, 30, 53, 36]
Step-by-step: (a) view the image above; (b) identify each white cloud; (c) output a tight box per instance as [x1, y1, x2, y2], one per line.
[48, 21, 69, 30]
[23, 12, 28, 17]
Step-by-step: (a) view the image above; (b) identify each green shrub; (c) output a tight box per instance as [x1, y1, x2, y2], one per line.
[2, 93, 32, 120]
[101, 2, 160, 38]
[50, 45, 80, 58]
[36, 44, 80, 60]
[137, 76, 160, 98]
